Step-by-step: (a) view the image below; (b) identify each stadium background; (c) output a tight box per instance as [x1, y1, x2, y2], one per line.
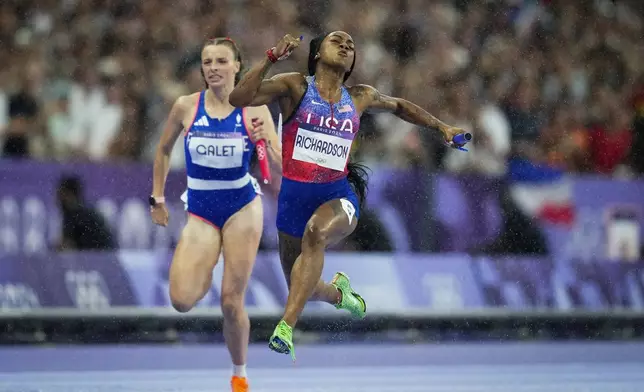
[1, 0, 644, 390]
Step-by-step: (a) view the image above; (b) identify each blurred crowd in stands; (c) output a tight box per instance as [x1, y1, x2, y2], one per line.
[1, 0, 643, 179]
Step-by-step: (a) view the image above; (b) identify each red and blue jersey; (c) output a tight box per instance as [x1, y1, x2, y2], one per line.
[281, 76, 360, 183]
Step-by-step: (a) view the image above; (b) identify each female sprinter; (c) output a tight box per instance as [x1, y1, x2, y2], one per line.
[150, 37, 280, 392]
[229, 32, 466, 360]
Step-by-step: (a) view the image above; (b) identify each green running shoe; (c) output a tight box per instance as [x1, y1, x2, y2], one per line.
[331, 272, 367, 319]
[269, 320, 295, 361]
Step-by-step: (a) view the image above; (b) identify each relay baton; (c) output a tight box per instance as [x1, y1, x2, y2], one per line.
[452, 132, 472, 151]
[252, 116, 272, 184]
[256, 140, 271, 184]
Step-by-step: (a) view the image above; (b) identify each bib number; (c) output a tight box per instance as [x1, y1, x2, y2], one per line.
[292, 124, 353, 172]
[189, 133, 244, 169]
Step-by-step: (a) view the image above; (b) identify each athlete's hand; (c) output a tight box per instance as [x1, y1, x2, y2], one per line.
[150, 204, 169, 227]
[441, 125, 467, 148]
[271, 34, 303, 61]
[248, 117, 269, 143]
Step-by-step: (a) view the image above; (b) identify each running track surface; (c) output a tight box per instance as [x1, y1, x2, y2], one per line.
[1, 342, 643, 391]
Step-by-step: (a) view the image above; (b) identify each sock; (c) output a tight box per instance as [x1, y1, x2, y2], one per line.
[233, 364, 247, 378]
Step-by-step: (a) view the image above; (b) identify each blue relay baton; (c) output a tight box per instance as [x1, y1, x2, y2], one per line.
[452, 132, 472, 151]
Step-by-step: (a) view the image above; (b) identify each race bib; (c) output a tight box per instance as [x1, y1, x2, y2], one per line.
[188, 132, 244, 169]
[292, 123, 353, 171]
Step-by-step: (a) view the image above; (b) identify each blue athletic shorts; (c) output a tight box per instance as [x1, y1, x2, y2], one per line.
[182, 178, 260, 229]
[276, 176, 360, 238]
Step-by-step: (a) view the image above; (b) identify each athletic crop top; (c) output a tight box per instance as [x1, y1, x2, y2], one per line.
[280, 76, 360, 183]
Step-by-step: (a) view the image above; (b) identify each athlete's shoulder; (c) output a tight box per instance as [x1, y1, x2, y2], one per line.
[179, 92, 202, 106]
[347, 84, 384, 112]
[271, 72, 307, 90]
[347, 84, 379, 99]
[272, 72, 306, 82]
[171, 92, 200, 113]
[168, 92, 202, 125]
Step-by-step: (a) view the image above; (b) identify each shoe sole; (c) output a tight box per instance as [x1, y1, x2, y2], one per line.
[268, 336, 291, 354]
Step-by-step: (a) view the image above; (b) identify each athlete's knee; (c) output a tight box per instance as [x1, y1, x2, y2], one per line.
[220, 290, 246, 320]
[303, 220, 330, 248]
[169, 284, 199, 313]
[170, 296, 195, 313]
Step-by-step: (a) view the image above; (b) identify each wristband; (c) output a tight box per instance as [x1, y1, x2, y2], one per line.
[266, 48, 278, 63]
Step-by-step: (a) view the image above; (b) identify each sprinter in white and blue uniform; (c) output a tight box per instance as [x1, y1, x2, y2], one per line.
[150, 38, 281, 392]
[183, 96, 260, 228]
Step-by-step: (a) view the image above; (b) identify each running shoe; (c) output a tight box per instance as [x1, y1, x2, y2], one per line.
[231, 376, 248, 392]
[331, 272, 367, 319]
[269, 320, 295, 361]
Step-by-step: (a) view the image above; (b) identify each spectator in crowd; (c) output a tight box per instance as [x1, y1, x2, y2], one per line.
[472, 184, 548, 256]
[539, 105, 590, 173]
[587, 86, 634, 175]
[2, 91, 38, 158]
[630, 76, 644, 175]
[56, 175, 116, 251]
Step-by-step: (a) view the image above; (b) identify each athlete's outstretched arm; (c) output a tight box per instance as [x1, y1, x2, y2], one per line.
[355, 84, 465, 143]
[152, 96, 188, 199]
[230, 57, 292, 107]
[230, 34, 303, 107]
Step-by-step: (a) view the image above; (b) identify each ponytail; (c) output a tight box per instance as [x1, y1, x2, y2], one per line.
[346, 161, 369, 208]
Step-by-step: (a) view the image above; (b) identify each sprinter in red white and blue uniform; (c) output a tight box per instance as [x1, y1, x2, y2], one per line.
[230, 31, 467, 360]
[150, 37, 280, 392]
[279, 74, 362, 234]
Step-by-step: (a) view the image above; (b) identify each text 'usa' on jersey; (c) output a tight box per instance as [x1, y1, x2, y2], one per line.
[184, 92, 255, 182]
[281, 76, 361, 184]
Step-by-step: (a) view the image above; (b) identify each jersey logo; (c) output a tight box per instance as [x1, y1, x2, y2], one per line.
[304, 113, 353, 133]
[338, 104, 353, 113]
[250, 176, 263, 195]
[193, 115, 210, 127]
[340, 198, 356, 224]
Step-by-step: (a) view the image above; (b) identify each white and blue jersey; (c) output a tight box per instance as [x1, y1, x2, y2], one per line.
[181, 91, 261, 228]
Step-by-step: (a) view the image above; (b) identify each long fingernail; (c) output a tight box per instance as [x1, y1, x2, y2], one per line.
[299, 35, 303, 40]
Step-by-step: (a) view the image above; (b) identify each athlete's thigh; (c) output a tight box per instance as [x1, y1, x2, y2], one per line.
[278, 231, 303, 287]
[306, 198, 358, 247]
[170, 214, 222, 293]
[221, 196, 263, 295]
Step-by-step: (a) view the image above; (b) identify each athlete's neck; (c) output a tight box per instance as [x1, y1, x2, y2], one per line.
[314, 66, 344, 103]
[206, 85, 234, 110]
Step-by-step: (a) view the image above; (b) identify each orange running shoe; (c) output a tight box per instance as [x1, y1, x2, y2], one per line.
[231, 376, 249, 392]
